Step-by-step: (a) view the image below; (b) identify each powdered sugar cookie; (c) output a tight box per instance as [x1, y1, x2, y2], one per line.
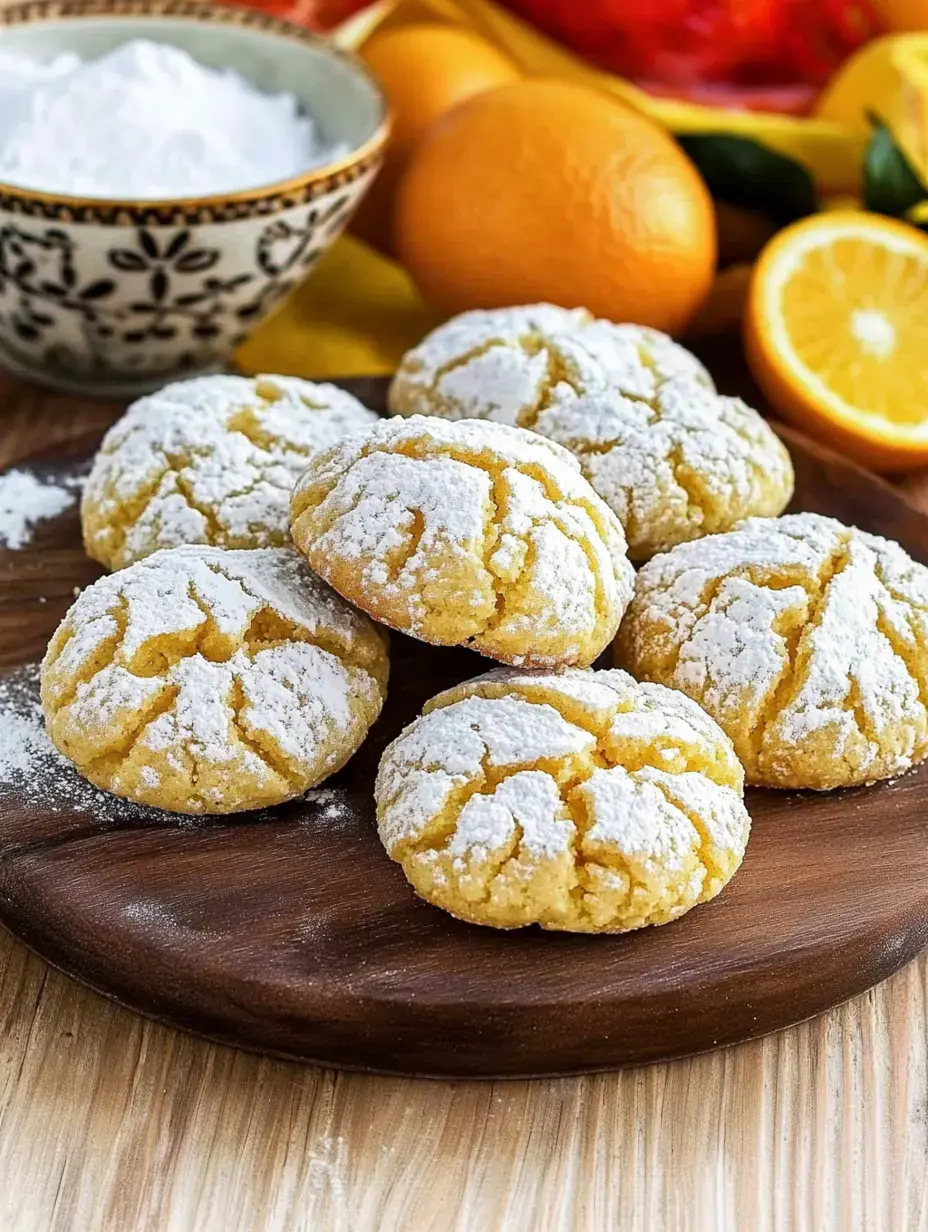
[41, 546, 389, 814]
[388, 304, 712, 424]
[532, 379, 793, 560]
[617, 512, 928, 790]
[375, 666, 750, 931]
[82, 374, 378, 570]
[389, 306, 793, 560]
[290, 414, 635, 668]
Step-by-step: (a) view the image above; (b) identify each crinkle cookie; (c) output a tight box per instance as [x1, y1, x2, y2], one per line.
[290, 414, 635, 668]
[41, 546, 389, 814]
[389, 306, 793, 560]
[617, 512, 928, 790]
[82, 374, 378, 570]
[388, 304, 712, 424]
[375, 666, 751, 931]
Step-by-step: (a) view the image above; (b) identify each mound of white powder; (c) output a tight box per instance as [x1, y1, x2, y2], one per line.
[0, 467, 82, 550]
[0, 39, 348, 198]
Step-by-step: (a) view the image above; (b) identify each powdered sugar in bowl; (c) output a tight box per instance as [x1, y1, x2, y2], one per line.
[0, 0, 387, 396]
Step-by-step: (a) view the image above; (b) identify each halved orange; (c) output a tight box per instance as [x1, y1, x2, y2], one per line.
[745, 211, 928, 472]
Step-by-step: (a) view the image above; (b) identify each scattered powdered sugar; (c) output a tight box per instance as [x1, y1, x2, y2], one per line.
[83, 373, 378, 570]
[0, 466, 83, 550]
[0, 663, 155, 821]
[0, 41, 348, 199]
[119, 896, 223, 942]
[302, 786, 354, 826]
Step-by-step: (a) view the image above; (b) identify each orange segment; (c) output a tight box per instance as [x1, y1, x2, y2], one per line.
[745, 212, 928, 471]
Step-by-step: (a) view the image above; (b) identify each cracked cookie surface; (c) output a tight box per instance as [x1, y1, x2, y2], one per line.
[616, 512, 928, 790]
[290, 414, 635, 668]
[82, 374, 378, 570]
[389, 306, 793, 560]
[375, 666, 750, 931]
[41, 546, 389, 814]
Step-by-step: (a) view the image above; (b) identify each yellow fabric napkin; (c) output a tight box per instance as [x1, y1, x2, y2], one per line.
[236, 234, 444, 380]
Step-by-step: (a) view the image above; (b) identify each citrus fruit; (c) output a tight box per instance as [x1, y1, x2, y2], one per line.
[814, 34, 928, 185]
[394, 78, 716, 334]
[354, 24, 519, 252]
[867, 0, 928, 31]
[745, 211, 928, 470]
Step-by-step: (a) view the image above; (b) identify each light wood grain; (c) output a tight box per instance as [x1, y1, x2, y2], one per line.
[1, 383, 927, 1230]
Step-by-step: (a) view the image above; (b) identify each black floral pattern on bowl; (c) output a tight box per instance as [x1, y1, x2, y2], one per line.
[0, 227, 116, 344]
[0, 172, 374, 384]
[107, 229, 251, 346]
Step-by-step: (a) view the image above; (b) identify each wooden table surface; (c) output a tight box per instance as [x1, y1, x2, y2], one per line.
[1, 380, 928, 1232]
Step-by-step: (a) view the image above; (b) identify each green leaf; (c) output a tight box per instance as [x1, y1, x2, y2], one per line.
[676, 133, 818, 225]
[863, 122, 926, 217]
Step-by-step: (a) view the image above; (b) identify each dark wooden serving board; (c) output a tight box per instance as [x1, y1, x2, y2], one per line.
[1, 376, 927, 1079]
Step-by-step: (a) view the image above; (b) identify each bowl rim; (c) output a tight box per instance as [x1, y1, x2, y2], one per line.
[0, 0, 390, 210]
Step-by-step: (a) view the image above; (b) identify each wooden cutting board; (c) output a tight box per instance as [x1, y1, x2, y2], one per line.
[1, 376, 927, 1079]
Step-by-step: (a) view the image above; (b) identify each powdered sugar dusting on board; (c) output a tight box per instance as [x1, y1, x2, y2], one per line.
[0, 467, 83, 550]
[0, 664, 160, 821]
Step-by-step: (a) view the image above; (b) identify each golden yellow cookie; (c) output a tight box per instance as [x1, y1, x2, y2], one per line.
[41, 546, 388, 814]
[617, 512, 928, 790]
[82, 374, 378, 570]
[375, 666, 751, 931]
[290, 415, 634, 668]
[389, 306, 794, 560]
[388, 304, 713, 423]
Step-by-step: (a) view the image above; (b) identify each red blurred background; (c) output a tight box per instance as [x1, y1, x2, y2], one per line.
[237, 0, 880, 114]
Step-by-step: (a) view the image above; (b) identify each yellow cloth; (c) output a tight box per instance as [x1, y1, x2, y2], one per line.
[236, 235, 443, 379]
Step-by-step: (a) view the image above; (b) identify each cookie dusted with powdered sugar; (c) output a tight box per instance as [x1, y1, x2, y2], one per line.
[41, 546, 389, 814]
[617, 512, 928, 790]
[532, 379, 793, 561]
[389, 306, 793, 560]
[82, 374, 378, 570]
[375, 667, 751, 931]
[388, 304, 712, 424]
[289, 415, 635, 668]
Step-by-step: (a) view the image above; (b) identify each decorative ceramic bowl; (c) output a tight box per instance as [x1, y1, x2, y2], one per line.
[0, 0, 388, 396]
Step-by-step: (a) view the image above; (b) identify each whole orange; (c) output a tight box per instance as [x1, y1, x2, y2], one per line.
[355, 24, 519, 252]
[394, 78, 716, 332]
